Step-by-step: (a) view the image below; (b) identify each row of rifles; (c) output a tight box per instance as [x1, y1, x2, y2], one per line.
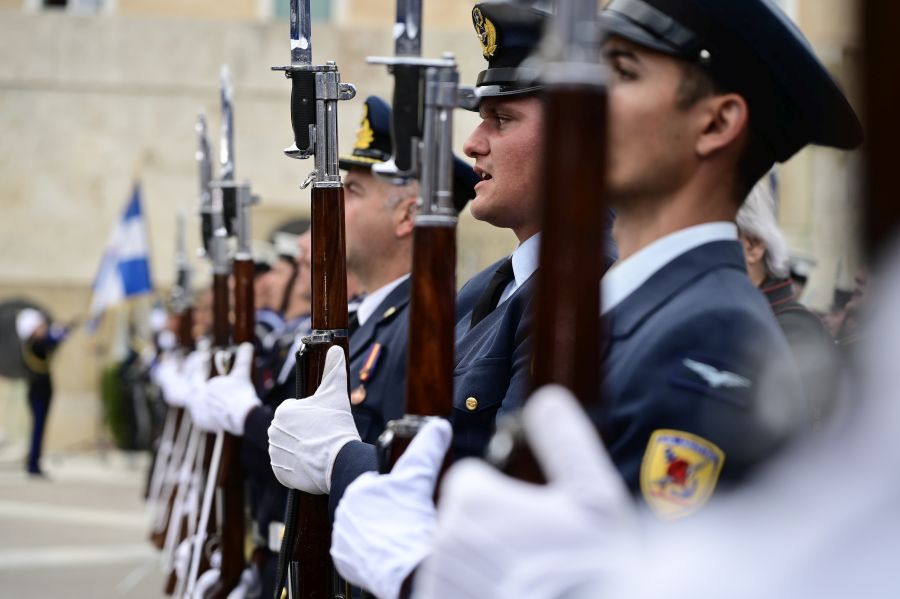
[145, 0, 611, 597]
[145, 65, 255, 599]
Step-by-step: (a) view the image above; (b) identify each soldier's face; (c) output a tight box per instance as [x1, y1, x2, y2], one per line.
[603, 37, 701, 206]
[343, 167, 410, 284]
[463, 95, 543, 242]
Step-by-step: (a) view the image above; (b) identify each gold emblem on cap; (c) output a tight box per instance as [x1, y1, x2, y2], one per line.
[351, 384, 367, 405]
[354, 103, 375, 151]
[465, 396, 478, 411]
[472, 7, 497, 59]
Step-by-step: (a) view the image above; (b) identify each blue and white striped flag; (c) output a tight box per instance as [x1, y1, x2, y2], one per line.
[87, 184, 154, 332]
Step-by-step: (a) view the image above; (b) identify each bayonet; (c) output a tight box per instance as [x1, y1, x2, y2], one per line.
[196, 112, 215, 256]
[271, 1, 355, 597]
[219, 65, 235, 182]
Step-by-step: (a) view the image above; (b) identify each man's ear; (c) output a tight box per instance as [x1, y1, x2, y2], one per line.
[394, 196, 417, 239]
[696, 93, 749, 158]
[740, 232, 766, 266]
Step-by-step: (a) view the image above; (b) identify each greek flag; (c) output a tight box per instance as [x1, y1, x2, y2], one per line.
[87, 184, 154, 332]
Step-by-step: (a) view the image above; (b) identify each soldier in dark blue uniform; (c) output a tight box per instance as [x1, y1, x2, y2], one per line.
[271, 1, 863, 596]
[339, 95, 478, 445]
[268, 4, 570, 515]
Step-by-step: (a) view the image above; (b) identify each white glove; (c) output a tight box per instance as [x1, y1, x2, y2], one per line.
[332, 417, 451, 599]
[225, 564, 261, 599]
[203, 343, 261, 436]
[172, 537, 192, 580]
[268, 345, 361, 494]
[187, 382, 219, 433]
[184, 348, 212, 388]
[193, 567, 220, 599]
[413, 385, 639, 599]
[154, 354, 192, 407]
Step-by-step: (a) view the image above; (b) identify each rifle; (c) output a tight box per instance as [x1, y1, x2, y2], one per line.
[863, 2, 900, 262]
[186, 65, 252, 599]
[487, 0, 609, 481]
[149, 209, 195, 549]
[162, 111, 216, 596]
[367, 1, 462, 472]
[182, 160, 232, 599]
[272, 1, 356, 597]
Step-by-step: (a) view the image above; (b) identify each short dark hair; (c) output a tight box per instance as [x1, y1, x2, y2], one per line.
[676, 62, 775, 201]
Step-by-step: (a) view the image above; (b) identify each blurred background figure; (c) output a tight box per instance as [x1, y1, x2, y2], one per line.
[14, 307, 71, 477]
[736, 175, 839, 426]
[823, 267, 867, 348]
[788, 254, 817, 298]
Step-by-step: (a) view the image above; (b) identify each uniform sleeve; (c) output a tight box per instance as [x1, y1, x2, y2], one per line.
[328, 440, 378, 521]
[244, 404, 275, 454]
[604, 305, 806, 495]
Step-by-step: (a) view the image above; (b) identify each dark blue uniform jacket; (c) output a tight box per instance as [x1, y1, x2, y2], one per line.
[348, 278, 412, 444]
[594, 240, 805, 491]
[330, 257, 535, 517]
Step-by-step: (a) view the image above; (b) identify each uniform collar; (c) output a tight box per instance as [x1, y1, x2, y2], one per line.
[496, 232, 541, 307]
[602, 222, 738, 315]
[604, 238, 747, 340]
[357, 274, 410, 326]
[511, 232, 541, 287]
[350, 277, 412, 361]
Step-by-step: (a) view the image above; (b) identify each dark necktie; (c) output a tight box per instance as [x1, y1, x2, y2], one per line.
[348, 310, 360, 336]
[470, 258, 515, 329]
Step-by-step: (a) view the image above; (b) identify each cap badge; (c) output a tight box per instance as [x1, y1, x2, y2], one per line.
[354, 103, 375, 151]
[640, 429, 725, 520]
[472, 7, 497, 60]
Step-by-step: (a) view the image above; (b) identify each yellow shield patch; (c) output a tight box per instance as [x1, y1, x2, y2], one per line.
[640, 430, 725, 520]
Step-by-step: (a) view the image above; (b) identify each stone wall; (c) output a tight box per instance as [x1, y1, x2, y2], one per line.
[0, 1, 863, 454]
[0, 7, 514, 452]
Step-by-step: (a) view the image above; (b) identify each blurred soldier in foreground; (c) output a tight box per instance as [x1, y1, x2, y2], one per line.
[414, 235, 899, 599]
[737, 175, 838, 426]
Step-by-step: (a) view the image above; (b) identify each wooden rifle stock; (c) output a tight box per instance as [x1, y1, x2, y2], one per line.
[377, 226, 456, 473]
[285, 185, 350, 599]
[863, 2, 900, 261]
[178, 306, 196, 351]
[207, 258, 253, 598]
[494, 32, 609, 483]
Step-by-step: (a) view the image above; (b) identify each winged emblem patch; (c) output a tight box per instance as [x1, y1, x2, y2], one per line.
[682, 358, 751, 389]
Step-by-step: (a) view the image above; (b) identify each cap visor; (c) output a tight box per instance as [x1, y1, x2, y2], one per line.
[339, 155, 385, 170]
[599, 11, 683, 56]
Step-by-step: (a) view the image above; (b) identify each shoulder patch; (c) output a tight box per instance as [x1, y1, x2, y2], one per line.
[640, 429, 725, 520]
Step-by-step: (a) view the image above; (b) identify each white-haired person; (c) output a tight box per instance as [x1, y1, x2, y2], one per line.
[737, 175, 837, 426]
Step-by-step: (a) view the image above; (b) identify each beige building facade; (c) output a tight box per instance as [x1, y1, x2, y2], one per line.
[0, 0, 862, 455]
